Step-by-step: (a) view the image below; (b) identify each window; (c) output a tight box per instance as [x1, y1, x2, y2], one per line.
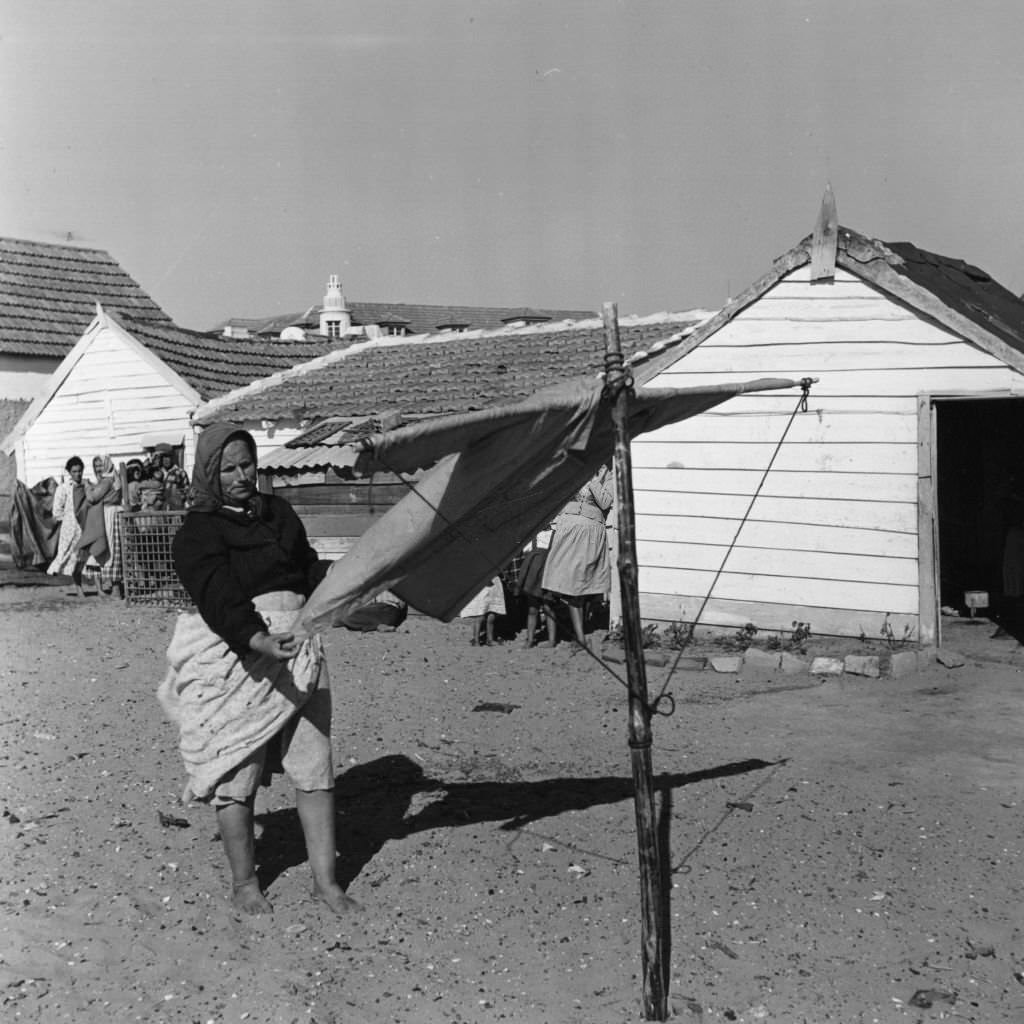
[326, 321, 341, 339]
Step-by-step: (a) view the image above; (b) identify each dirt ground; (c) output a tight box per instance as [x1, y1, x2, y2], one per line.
[2, 580, 1024, 1024]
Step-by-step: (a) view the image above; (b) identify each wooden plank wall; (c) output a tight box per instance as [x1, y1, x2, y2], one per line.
[272, 474, 417, 560]
[18, 325, 198, 482]
[634, 266, 1023, 639]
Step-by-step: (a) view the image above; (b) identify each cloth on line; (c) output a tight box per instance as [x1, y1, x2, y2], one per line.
[296, 375, 798, 633]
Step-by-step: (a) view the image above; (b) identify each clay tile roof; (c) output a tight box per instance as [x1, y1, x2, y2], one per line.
[194, 311, 714, 425]
[212, 301, 596, 337]
[0, 236, 171, 357]
[115, 315, 336, 401]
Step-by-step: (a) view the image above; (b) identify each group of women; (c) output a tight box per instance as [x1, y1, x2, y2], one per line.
[47, 454, 124, 596]
[47, 448, 192, 596]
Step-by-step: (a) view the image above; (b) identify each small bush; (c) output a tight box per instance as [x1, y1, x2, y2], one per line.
[880, 613, 915, 650]
[663, 620, 695, 650]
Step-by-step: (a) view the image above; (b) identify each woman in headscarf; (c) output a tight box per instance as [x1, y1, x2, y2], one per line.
[76, 455, 118, 593]
[47, 455, 89, 594]
[157, 423, 357, 917]
[90, 455, 124, 597]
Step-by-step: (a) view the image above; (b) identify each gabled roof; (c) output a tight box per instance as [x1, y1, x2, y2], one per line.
[194, 310, 714, 426]
[0, 236, 171, 357]
[637, 226, 1024, 383]
[210, 301, 596, 337]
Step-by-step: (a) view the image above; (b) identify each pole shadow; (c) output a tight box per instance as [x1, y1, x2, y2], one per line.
[253, 754, 779, 891]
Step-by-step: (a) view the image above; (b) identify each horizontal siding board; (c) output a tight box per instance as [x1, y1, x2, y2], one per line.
[636, 490, 917, 532]
[636, 514, 917, 558]
[637, 592, 918, 640]
[653, 366, 1023, 395]
[763, 275, 893, 299]
[631, 441, 917, 474]
[631, 467, 917, 502]
[677, 341, 998, 373]
[662, 395, 920, 416]
[780, 265, 861, 284]
[637, 539, 918, 587]
[309, 538, 353, 559]
[297, 511, 389, 537]
[733, 298, 921, 321]
[638, 565, 918, 614]
[642, 410, 917, 445]
[697, 319, 954, 346]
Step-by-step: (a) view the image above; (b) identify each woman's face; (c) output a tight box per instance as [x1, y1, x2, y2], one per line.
[219, 438, 257, 505]
[92, 457, 103, 477]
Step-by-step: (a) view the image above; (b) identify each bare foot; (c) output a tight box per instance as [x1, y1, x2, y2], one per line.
[313, 882, 362, 916]
[231, 878, 272, 915]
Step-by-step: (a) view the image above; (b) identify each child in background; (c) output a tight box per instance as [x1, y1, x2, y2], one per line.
[514, 527, 556, 648]
[460, 577, 507, 645]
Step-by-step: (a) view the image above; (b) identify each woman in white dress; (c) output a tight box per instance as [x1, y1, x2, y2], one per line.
[47, 456, 88, 594]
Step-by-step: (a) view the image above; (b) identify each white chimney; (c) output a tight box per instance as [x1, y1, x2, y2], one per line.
[319, 274, 351, 338]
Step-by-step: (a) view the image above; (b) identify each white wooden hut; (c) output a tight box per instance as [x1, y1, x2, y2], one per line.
[1, 306, 336, 484]
[0, 236, 173, 503]
[629, 215, 1024, 645]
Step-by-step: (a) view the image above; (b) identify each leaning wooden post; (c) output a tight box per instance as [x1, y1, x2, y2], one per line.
[603, 300, 669, 1020]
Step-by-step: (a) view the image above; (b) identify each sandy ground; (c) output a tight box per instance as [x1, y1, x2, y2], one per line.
[2, 582, 1024, 1024]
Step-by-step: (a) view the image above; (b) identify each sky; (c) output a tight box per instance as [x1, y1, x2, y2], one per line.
[3, 0, 1024, 331]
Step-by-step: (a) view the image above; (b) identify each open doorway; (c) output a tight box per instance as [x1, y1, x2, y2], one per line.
[935, 397, 1024, 639]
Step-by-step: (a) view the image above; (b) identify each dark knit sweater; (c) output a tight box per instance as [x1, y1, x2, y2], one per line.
[172, 495, 326, 655]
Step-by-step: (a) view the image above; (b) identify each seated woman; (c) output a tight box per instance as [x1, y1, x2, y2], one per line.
[158, 423, 358, 917]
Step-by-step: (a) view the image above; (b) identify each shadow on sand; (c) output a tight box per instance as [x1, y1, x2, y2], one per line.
[254, 753, 779, 896]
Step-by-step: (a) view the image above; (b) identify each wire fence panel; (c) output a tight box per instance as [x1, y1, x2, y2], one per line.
[119, 511, 192, 608]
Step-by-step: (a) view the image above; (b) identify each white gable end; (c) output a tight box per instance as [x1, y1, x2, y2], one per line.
[628, 264, 1024, 641]
[16, 316, 200, 484]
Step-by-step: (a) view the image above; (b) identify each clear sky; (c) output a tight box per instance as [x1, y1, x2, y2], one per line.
[3, 0, 1023, 331]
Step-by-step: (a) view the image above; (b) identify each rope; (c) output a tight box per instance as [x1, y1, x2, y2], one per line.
[362, 376, 817, 714]
[648, 377, 816, 712]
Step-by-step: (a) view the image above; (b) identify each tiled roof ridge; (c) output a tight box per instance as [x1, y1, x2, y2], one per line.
[196, 309, 714, 422]
[0, 235, 115, 257]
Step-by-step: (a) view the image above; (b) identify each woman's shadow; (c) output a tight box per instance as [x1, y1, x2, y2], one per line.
[254, 753, 778, 892]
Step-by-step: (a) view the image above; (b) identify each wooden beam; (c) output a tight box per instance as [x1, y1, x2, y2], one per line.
[604, 301, 669, 1021]
[809, 184, 838, 282]
[917, 395, 938, 645]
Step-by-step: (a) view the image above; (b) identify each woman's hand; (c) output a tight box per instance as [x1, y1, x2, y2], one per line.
[248, 631, 300, 661]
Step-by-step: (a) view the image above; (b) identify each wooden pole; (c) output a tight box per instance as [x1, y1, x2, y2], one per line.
[602, 301, 669, 1020]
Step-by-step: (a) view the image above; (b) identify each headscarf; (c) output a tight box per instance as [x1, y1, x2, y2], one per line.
[94, 455, 116, 477]
[190, 422, 259, 514]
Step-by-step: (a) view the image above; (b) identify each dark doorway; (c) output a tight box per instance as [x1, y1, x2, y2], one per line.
[935, 397, 1024, 630]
